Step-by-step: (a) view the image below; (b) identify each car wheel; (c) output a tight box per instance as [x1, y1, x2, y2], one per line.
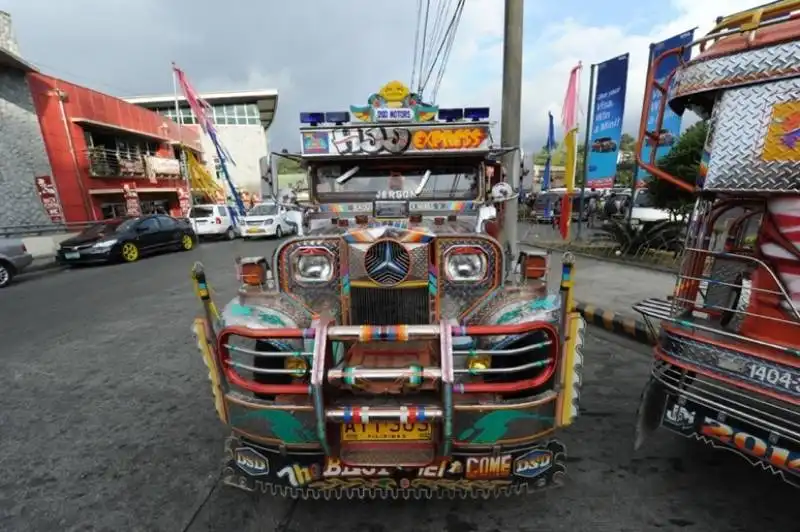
[0, 261, 14, 288]
[181, 234, 195, 251]
[225, 227, 236, 240]
[275, 226, 283, 239]
[121, 242, 140, 263]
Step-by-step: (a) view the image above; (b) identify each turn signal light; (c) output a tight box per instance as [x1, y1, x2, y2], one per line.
[468, 354, 491, 373]
[236, 256, 269, 286]
[519, 250, 548, 280]
[286, 357, 308, 377]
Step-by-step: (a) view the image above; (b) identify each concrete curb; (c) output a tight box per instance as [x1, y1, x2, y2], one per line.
[520, 241, 679, 275]
[22, 257, 64, 275]
[575, 301, 655, 345]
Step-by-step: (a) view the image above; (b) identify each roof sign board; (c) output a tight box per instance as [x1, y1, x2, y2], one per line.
[300, 123, 491, 157]
[349, 81, 438, 123]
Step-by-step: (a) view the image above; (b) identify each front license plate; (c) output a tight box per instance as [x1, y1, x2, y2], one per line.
[64, 252, 80, 259]
[341, 422, 432, 442]
[246, 228, 262, 234]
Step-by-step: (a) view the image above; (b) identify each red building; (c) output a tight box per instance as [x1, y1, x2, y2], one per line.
[27, 73, 204, 222]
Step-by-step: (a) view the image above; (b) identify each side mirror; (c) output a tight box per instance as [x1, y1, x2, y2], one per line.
[476, 205, 497, 232]
[136, 225, 148, 233]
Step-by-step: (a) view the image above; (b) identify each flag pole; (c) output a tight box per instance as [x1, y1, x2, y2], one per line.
[172, 63, 195, 215]
[629, 43, 655, 223]
[576, 62, 596, 240]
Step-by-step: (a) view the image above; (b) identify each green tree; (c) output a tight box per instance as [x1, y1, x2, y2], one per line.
[619, 132, 636, 152]
[645, 120, 707, 216]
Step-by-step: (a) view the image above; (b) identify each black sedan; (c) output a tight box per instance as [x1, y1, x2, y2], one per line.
[56, 214, 197, 266]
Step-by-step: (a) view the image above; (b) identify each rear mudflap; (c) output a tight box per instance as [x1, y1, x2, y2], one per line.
[222, 436, 568, 500]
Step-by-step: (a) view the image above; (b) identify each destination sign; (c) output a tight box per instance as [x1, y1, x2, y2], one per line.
[300, 124, 491, 157]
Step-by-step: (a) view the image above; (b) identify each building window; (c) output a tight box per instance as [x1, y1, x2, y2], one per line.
[152, 102, 261, 126]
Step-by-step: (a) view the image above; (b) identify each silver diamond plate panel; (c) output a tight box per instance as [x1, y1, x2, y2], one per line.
[347, 244, 368, 280]
[408, 244, 429, 279]
[671, 41, 800, 101]
[703, 78, 800, 192]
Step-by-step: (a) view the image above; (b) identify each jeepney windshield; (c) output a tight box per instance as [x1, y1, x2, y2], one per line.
[312, 161, 479, 202]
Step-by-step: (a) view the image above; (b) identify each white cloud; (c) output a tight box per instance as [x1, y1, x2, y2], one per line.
[438, 0, 759, 150]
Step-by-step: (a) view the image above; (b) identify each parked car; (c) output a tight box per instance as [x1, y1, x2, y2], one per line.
[241, 202, 297, 239]
[0, 238, 33, 288]
[189, 204, 241, 240]
[56, 215, 197, 266]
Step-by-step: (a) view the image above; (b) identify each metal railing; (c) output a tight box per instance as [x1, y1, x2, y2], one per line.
[0, 221, 97, 238]
[85, 147, 147, 178]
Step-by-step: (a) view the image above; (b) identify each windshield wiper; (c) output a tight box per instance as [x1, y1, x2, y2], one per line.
[335, 166, 360, 185]
[414, 170, 432, 197]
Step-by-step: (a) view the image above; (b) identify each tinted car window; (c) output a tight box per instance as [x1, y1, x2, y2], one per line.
[138, 218, 161, 232]
[190, 206, 215, 218]
[158, 216, 178, 229]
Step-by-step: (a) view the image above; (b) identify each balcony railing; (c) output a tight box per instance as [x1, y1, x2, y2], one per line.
[84, 148, 182, 180]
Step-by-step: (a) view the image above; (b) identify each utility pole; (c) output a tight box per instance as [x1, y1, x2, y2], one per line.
[499, 0, 524, 270]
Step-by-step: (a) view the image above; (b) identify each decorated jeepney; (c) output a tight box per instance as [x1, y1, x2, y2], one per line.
[633, 4, 800, 487]
[190, 81, 586, 499]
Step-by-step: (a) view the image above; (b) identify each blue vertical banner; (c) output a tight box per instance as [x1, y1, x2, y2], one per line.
[638, 29, 695, 187]
[542, 112, 555, 218]
[586, 54, 629, 189]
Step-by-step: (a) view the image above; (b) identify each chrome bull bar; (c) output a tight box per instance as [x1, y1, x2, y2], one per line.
[216, 320, 560, 457]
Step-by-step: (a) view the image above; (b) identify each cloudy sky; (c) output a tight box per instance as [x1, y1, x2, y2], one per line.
[5, 0, 757, 153]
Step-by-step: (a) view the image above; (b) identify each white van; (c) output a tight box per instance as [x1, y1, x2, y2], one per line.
[189, 204, 241, 240]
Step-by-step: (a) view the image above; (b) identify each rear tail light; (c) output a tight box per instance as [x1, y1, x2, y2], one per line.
[215, 217, 222, 224]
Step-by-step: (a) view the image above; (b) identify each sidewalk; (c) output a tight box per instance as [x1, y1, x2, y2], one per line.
[523, 242, 675, 344]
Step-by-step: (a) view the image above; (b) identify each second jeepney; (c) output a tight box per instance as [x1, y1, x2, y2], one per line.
[633, 4, 800, 488]
[190, 81, 586, 499]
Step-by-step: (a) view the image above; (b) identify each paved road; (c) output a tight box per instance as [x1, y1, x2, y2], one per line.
[0, 239, 794, 532]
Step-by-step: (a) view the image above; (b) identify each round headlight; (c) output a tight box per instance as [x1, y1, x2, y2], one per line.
[445, 248, 488, 282]
[293, 248, 333, 283]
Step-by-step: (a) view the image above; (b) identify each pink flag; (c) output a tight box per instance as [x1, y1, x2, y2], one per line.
[172, 63, 213, 134]
[561, 62, 582, 132]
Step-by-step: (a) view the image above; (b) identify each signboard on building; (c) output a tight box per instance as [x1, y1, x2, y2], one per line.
[34, 175, 64, 223]
[123, 183, 141, 217]
[177, 186, 191, 217]
[300, 123, 491, 157]
[145, 155, 182, 184]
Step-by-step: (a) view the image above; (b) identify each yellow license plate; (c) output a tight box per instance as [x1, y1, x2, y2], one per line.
[246, 227, 261, 233]
[341, 422, 432, 442]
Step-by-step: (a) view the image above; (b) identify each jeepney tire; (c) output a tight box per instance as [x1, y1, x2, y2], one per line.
[633, 378, 668, 451]
[0, 260, 15, 288]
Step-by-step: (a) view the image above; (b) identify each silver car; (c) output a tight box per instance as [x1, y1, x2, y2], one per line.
[0, 238, 34, 288]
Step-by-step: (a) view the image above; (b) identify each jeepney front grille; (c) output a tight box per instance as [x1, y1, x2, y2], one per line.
[350, 287, 429, 325]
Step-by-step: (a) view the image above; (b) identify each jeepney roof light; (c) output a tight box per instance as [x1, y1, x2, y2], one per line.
[464, 107, 490, 121]
[438, 108, 464, 122]
[409, 213, 422, 223]
[355, 214, 368, 225]
[338, 218, 350, 227]
[434, 216, 445, 225]
[331, 217, 339, 225]
[447, 214, 457, 221]
[325, 111, 350, 125]
[300, 112, 326, 125]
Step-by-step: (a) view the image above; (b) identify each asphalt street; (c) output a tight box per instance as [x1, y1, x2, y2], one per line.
[0, 238, 795, 532]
